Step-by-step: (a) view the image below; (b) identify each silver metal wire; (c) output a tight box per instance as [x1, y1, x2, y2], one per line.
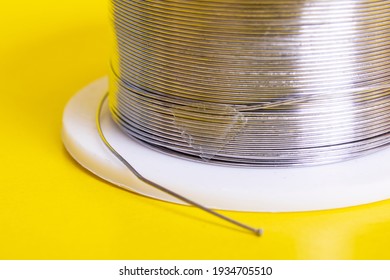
[109, 0, 390, 167]
[97, 93, 262, 236]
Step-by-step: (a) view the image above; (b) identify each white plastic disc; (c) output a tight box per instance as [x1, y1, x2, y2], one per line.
[62, 77, 390, 212]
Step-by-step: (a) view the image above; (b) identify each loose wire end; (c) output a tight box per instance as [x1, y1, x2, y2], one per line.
[96, 93, 263, 237]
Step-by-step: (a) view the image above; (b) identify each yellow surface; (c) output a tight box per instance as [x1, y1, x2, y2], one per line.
[1, 0, 390, 260]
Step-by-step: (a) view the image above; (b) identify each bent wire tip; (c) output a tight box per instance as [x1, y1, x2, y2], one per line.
[255, 228, 263, 237]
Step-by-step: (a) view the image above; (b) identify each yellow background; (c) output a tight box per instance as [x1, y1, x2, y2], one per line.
[1, 0, 390, 259]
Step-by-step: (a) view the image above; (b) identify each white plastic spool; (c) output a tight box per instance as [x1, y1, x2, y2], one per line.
[62, 77, 390, 212]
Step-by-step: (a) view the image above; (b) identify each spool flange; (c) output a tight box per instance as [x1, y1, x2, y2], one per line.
[62, 77, 390, 212]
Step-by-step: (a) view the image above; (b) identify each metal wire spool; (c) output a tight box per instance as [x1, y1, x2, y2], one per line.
[108, 0, 390, 167]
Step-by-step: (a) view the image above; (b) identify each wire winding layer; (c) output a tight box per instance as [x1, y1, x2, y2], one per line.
[109, 0, 390, 167]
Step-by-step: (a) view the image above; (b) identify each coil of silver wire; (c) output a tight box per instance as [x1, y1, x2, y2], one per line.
[108, 0, 390, 167]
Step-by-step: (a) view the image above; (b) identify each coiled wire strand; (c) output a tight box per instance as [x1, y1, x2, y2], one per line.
[109, 0, 390, 167]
